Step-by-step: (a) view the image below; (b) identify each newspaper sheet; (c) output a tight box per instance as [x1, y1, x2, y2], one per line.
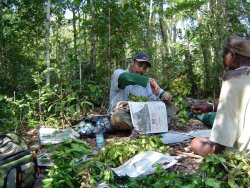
[128, 101, 168, 134]
[39, 127, 79, 145]
[111, 151, 177, 178]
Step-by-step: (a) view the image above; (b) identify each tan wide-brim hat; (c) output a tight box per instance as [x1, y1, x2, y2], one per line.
[224, 35, 250, 57]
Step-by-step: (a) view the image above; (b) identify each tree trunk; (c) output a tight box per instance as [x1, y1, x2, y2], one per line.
[108, 4, 112, 77]
[81, 12, 88, 82]
[200, 38, 212, 96]
[89, 0, 96, 80]
[146, 0, 153, 50]
[83, 13, 87, 64]
[45, 0, 51, 85]
[78, 11, 82, 88]
[210, 0, 225, 97]
[72, 7, 77, 57]
[185, 50, 198, 96]
[0, 0, 3, 65]
[172, 16, 177, 43]
[197, 10, 211, 96]
[159, 0, 166, 45]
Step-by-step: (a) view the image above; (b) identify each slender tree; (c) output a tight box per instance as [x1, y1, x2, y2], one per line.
[0, 0, 3, 63]
[108, 2, 112, 77]
[159, 0, 167, 49]
[45, 0, 51, 85]
[89, 0, 96, 80]
[78, 10, 83, 87]
[146, 0, 153, 50]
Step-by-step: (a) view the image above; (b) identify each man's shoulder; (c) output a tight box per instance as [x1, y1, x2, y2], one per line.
[114, 68, 127, 73]
[113, 69, 127, 76]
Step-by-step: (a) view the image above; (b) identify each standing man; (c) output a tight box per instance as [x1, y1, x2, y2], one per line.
[109, 53, 172, 132]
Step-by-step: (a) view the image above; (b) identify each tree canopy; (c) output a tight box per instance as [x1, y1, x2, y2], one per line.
[1, 0, 250, 129]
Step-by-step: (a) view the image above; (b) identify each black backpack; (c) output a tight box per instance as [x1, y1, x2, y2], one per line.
[0, 133, 37, 188]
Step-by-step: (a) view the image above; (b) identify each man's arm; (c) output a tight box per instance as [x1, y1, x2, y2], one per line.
[118, 72, 172, 101]
[118, 72, 148, 89]
[191, 137, 225, 156]
[191, 103, 218, 114]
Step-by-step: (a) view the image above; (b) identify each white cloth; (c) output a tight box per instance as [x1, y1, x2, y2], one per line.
[209, 73, 250, 151]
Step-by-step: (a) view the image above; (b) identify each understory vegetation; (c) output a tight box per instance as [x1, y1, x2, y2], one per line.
[1, 0, 250, 130]
[42, 137, 250, 188]
[1, 1, 250, 187]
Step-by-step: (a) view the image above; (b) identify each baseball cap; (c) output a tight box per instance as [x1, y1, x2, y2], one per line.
[133, 53, 151, 67]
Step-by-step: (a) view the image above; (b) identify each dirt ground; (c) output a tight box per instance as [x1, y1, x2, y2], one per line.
[17, 115, 210, 188]
[20, 116, 209, 178]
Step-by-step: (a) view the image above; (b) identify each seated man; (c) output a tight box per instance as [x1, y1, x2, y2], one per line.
[191, 35, 250, 156]
[109, 53, 172, 132]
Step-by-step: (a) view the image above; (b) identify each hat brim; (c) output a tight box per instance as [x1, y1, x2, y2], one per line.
[135, 59, 151, 67]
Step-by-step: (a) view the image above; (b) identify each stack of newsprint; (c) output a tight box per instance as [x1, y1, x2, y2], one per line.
[128, 101, 168, 134]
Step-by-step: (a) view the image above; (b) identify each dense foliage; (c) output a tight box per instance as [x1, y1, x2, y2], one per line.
[42, 138, 250, 188]
[1, 0, 250, 129]
[42, 139, 92, 188]
[1, 1, 249, 186]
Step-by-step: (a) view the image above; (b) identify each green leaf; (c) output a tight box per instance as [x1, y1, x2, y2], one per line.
[182, 185, 196, 188]
[47, 104, 54, 112]
[228, 179, 236, 188]
[218, 156, 226, 163]
[65, 176, 75, 188]
[0, 95, 4, 101]
[205, 178, 220, 188]
[211, 166, 215, 173]
[81, 101, 93, 107]
[201, 164, 208, 171]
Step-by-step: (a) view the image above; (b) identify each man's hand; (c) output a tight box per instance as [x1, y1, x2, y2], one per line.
[115, 101, 129, 112]
[116, 101, 129, 109]
[149, 78, 160, 96]
[191, 104, 213, 114]
[161, 91, 172, 102]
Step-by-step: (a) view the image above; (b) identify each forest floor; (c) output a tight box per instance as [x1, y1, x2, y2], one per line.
[20, 116, 209, 175]
[19, 100, 211, 187]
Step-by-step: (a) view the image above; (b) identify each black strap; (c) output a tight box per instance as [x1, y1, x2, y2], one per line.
[32, 151, 40, 177]
[16, 166, 22, 188]
[0, 150, 31, 166]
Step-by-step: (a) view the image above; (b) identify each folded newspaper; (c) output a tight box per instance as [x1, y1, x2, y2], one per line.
[161, 129, 211, 144]
[39, 127, 80, 145]
[128, 101, 168, 134]
[111, 151, 177, 178]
